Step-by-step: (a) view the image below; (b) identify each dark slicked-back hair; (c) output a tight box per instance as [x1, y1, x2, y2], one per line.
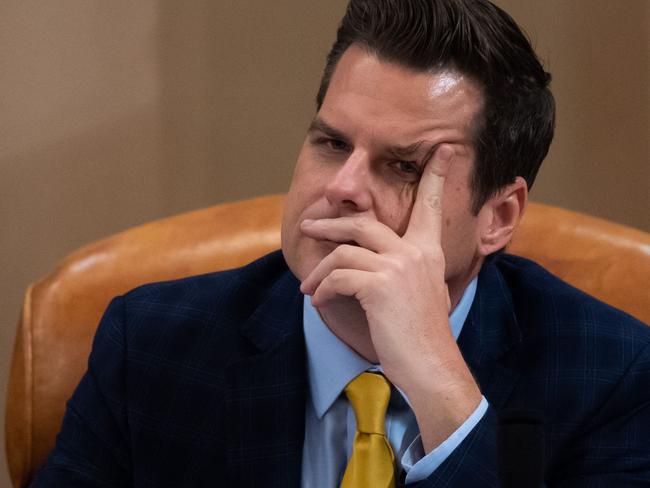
[316, 0, 555, 213]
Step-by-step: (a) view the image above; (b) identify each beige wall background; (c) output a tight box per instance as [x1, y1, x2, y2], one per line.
[1, 0, 648, 484]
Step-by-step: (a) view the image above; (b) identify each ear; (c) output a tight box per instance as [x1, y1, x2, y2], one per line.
[476, 176, 528, 256]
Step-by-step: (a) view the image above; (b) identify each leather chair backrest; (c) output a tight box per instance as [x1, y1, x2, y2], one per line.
[6, 194, 650, 487]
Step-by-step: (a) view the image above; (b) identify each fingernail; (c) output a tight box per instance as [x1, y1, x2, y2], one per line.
[301, 219, 314, 227]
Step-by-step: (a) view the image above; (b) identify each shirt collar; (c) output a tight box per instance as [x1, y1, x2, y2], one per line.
[303, 277, 478, 418]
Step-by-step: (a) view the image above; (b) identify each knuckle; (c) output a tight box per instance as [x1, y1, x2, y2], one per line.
[425, 194, 443, 213]
[401, 244, 425, 266]
[352, 217, 369, 232]
[387, 257, 405, 275]
[418, 244, 443, 264]
[331, 245, 346, 259]
[329, 269, 345, 284]
[409, 246, 425, 262]
[428, 246, 445, 264]
[376, 272, 390, 288]
[332, 243, 355, 261]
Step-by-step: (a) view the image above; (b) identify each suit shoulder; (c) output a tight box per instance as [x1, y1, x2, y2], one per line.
[494, 253, 650, 343]
[106, 250, 298, 349]
[95, 250, 299, 370]
[121, 249, 295, 314]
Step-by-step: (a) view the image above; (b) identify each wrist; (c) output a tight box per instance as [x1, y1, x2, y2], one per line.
[405, 361, 482, 453]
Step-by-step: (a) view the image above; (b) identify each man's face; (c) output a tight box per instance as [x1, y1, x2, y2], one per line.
[281, 45, 485, 291]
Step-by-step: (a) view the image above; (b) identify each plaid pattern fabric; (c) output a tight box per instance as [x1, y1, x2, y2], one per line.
[33, 251, 650, 487]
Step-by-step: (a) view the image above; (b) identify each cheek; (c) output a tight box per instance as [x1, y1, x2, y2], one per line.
[375, 182, 418, 236]
[440, 178, 477, 244]
[283, 160, 317, 239]
[441, 205, 480, 268]
[286, 157, 326, 211]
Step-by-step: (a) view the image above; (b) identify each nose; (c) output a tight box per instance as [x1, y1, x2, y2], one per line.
[324, 151, 373, 213]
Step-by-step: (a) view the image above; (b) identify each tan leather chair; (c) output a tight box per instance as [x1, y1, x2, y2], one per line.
[6, 194, 650, 487]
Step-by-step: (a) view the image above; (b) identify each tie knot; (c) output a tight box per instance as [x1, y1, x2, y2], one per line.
[344, 372, 391, 435]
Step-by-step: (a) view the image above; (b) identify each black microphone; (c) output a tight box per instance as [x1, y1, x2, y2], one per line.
[497, 408, 545, 488]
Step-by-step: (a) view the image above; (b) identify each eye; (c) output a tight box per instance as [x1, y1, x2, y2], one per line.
[390, 160, 421, 176]
[315, 137, 350, 153]
[328, 139, 349, 151]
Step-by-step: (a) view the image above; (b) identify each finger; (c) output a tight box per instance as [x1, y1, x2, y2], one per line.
[300, 216, 401, 253]
[310, 268, 376, 308]
[300, 244, 385, 295]
[445, 283, 451, 313]
[404, 144, 455, 245]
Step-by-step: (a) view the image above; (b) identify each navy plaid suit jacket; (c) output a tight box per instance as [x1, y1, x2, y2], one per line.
[33, 250, 650, 487]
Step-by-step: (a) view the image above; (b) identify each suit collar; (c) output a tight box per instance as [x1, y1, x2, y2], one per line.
[238, 267, 304, 351]
[458, 255, 524, 409]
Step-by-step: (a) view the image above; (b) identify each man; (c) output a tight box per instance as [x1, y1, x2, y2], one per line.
[34, 0, 650, 486]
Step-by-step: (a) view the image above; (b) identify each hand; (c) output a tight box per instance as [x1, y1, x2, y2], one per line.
[300, 144, 481, 451]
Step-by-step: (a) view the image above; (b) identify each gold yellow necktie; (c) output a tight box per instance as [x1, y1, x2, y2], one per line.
[340, 372, 396, 488]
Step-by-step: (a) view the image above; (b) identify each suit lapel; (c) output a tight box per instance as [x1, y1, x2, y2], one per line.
[225, 270, 307, 487]
[458, 257, 524, 410]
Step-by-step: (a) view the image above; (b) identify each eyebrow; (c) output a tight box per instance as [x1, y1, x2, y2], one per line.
[308, 117, 348, 142]
[389, 140, 426, 159]
[308, 117, 432, 161]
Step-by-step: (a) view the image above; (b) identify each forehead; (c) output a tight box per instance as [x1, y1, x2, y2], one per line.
[320, 45, 484, 144]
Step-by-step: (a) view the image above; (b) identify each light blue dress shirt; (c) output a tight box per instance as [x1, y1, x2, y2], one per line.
[301, 278, 488, 487]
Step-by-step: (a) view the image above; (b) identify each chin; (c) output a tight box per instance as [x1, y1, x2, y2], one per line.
[283, 238, 330, 282]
